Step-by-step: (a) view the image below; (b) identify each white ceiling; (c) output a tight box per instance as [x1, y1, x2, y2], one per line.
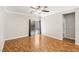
[4, 6, 79, 16]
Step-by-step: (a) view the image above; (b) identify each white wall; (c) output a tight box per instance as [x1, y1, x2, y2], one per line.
[41, 14, 63, 40]
[4, 13, 29, 40]
[0, 7, 5, 51]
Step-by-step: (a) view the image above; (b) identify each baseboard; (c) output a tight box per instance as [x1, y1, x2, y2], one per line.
[64, 37, 75, 40]
[5, 35, 28, 40]
[43, 34, 63, 40]
[64, 33, 75, 40]
[75, 42, 79, 45]
[2, 40, 5, 52]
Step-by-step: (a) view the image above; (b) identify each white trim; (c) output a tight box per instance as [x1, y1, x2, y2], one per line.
[1, 40, 5, 52]
[64, 36, 75, 40]
[43, 34, 63, 40]
[3, 7, 27, 16]
[5, 35, 28, 40]
[75, 42, 79, 45]
[0, 40, 5, 52]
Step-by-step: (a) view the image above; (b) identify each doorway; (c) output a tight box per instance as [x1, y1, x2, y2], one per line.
[29, 19, 41, 36]
[63, 12, 75, 43]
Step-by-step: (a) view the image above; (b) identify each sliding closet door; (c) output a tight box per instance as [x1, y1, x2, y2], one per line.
[63, 13, 75, 40]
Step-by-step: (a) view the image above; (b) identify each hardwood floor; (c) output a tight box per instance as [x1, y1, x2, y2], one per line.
[3, 35, 79, 52]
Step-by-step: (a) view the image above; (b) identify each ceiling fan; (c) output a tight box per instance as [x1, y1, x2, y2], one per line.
[30, 6, 50, 13]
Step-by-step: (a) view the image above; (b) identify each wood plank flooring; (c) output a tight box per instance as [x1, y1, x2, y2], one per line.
[3, 35, 79, 52]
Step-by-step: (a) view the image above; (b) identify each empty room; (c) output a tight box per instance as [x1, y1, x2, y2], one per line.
[1, 6, 79, 52]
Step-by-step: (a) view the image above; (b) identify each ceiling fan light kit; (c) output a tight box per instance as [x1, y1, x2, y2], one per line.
[30, 6, 50, 13]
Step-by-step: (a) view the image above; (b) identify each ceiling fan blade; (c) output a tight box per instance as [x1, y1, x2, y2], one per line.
[42, 10, 50, 12]
[44, 6, 48, 9]
[30, 6, 36, 9]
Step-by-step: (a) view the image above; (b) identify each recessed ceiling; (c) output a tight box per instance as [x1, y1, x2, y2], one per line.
[4, 6, 79, 16]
